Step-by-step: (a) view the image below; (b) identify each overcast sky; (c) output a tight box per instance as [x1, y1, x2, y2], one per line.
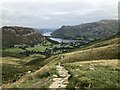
[0, 0, 119, 28]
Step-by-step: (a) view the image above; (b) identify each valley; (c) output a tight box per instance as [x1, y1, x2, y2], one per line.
[1, 22, 120, 89]
[1, 0, 119, 89]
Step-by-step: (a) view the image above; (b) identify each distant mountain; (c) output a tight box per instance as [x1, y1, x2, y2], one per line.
[35, 29, 55, 34]
[2, 26, 47, 48]
[51, 20, 118, 41]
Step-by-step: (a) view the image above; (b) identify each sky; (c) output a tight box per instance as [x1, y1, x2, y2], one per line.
[0, 0, 119, 29]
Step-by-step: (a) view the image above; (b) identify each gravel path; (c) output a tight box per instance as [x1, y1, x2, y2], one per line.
[49, 64, 70, 88]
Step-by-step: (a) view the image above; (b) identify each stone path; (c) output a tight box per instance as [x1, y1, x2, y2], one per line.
[49, 64, 70, 88]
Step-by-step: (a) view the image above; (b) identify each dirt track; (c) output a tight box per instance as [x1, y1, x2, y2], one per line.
[49, 64, 70, 88]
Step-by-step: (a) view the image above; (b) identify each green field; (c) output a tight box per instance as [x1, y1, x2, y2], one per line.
[3, 48, 25, 53]
[26, 46, 47, 52]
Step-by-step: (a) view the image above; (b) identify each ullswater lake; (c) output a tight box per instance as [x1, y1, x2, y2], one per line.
[43, 32, 88, 43]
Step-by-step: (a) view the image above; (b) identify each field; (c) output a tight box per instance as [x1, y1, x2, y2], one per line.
[26, 46, 48, 52]
[64, 60, 119, 88]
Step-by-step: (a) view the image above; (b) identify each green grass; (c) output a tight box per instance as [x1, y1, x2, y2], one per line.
[26, 44, 60, 52]
[78, 33, 120, 51]
[2, 45, 49, 57]
[64, 60, 119, 88]
[2, 48, 26, 58]
[26, 46, 47, 52]
[2, 54, 43, 65]
[11, 67, 57, 88]
[2, 64, 34, 84]
[2, 55, 59, 88]
[60, 44, 119, 64]
[4, 48, 25, 53]
[2, 54, 48, 84]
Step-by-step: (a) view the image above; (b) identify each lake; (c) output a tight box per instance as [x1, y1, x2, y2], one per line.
[43, 32, 52, 36]
[43, 32, 88, 43]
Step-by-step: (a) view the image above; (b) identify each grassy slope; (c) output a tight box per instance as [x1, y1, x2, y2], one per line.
[81, 32, 120, 50]
[59, 34, 119, 63]
[64, 60, 119, 88]
[2, 33, 119, 88]
[60, 44, 119, 63]
[61, 34, 120, 88]
[2, 56, 37, 84]
[2, 55, 60, 88]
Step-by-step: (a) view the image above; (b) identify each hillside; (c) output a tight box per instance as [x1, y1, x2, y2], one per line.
[51, 20, 118, 41]
[2, 26, 47, 48]
[2, 33, 119, 89]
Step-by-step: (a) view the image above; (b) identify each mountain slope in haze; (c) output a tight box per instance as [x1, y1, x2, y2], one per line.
[51, 20, 118, 40]
[35, 29, 55, 34]
[2, 26, 47, 48]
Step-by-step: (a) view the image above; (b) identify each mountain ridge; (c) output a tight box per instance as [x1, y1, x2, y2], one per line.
[51, 20, 118, 41]
[2, 26, 47, 48]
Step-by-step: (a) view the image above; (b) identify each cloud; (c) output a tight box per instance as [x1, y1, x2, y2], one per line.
[41, 16, 51, 20]
[0, 0, 119, 28]
[52, 12, 70, 16]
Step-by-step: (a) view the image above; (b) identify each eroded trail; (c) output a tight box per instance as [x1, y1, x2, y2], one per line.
[49, 64, 70, 88]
